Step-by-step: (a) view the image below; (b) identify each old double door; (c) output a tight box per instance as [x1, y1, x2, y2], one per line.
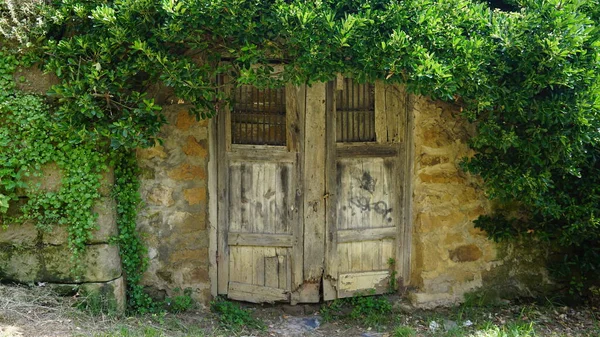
[217, 79, 410, 303]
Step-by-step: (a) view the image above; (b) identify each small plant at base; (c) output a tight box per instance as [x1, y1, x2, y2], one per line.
[393, 326, 416, 337]
[348, 292, 393, 327]
[320, 292, 393, 328]
[210, 297, 265, 332]
[75, 289, 119, 317]
[163, 287, 195, 313]
[320, 299, 345, 322]
[388, 258, 398, 293]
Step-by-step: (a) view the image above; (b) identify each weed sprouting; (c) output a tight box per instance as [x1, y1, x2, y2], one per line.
[163, 287, 195, 313]
[210, 297, 265, 332]
[393, 325, 416, 337]
[320, 292, 393, 328]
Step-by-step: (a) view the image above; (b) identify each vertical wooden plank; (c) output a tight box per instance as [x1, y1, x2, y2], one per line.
[350, 241, 362, 272]
[229, 165, 241, 232]
[288, 84, 305, 297]
[253, 165, 265, 234]
[208, 117, 219, 297]
[386, 84, 400, 142]
[324, 80, 338, 301]
[303, 82, 327, 294]
[255, 248, 265, 286]
[265, 256, 279, 288]
[374, 81, 387, 143]
[241, 247, 253, 284]
[396, 84, 407, 144]
[217, 92, 230, 294]
[278, 251, 287, 290]
[230, 247, 240, 284]
[400, 92, 415, 283]
[240, 164, 252, 232]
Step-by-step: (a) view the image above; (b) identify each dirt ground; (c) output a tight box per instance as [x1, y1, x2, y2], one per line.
[0, 283, 599, 337]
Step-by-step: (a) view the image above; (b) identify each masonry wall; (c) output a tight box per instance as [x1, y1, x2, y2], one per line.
[0, 67, 124, 310]
[136, 104, 211, 303]
[408, 96, 551, 308]
[0, 164, 125, 310]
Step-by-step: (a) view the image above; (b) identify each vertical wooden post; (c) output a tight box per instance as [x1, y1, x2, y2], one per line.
[324, 80, 338, 301]
[287, 84, 305, 297]
[217, 77, 233, 295]
[374, 81, 387, 143]
[301, 82, 327, 302]
[208, 117, 219, 298]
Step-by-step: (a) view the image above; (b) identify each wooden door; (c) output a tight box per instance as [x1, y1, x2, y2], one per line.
[216, 78, 409, 303]
[323, 79, 409, 300]
[217, 83, 303, 303]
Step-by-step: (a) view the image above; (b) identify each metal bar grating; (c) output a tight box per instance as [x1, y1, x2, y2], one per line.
[231, 85, 286, 146]
[336, 78, 375, 142]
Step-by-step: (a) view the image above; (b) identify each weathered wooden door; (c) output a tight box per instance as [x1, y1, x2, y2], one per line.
[217, 78, 409, 303]
[323, 79, 409, 300]
[217, 83, 304, 303]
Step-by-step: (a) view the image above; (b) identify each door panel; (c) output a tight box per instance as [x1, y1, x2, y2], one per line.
[225, 160, 295, 302]
[325, 79, 406, 300]
[217, 81, 302, 303]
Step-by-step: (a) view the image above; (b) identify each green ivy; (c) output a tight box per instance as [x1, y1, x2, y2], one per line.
[112, 150, 156, 313]
[0, 49, 152, 311]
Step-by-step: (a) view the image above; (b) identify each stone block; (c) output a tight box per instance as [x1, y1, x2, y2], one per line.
[98, 166, 114, 197]
[90, 198, 118, 243]
[42, 225, 68, 246]
[183, 187, 206, 205]
[137, 144, 168, 160]
[183, 267, 209, 284]
[81, 276, 126, 312]
[41, 244, 122, 283]
[0, 222, 38, 246]
[409, 292, 456, 309]
[168, 164, 206, 181]
[175, 110, 197, 131]
[182, 136, 208, 157]
[22, 163, 63, 194]
[147, 185, 175, 206]
[182, 212, 206, 231]
[169, 248, 208, 265]
[449, 244, 482, 262]
[0, 248, 40, 282]
[14, 66, 59, 94]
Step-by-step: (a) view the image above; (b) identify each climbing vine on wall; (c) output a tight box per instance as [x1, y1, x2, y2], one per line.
[0, 49, 107, 269]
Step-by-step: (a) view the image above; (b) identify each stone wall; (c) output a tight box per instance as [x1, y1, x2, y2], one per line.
[136, 104, 211, 304]
[408, 96, 551, 308]
[0, 164, 125, 310]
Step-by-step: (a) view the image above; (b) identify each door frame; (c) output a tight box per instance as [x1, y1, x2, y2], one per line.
[208, 79, 415, 301]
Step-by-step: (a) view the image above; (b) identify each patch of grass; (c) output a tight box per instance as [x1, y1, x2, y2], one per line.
[210, 297, 265, 332]
[320, 292, 393, 328]
[393, 325, 416, 337]
[75, 290, 120, 317]
[474, 321, 536, 337]
[163, 287, 195, 313]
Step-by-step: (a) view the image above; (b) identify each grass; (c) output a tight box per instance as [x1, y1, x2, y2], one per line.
[209, 296, 265, 333]
[2, 283, 600, 336]
[320, 292, 394, 329]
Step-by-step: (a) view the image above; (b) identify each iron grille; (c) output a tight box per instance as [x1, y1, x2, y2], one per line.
[336, 78, 376, 142]
[231, 85, 286, 146]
